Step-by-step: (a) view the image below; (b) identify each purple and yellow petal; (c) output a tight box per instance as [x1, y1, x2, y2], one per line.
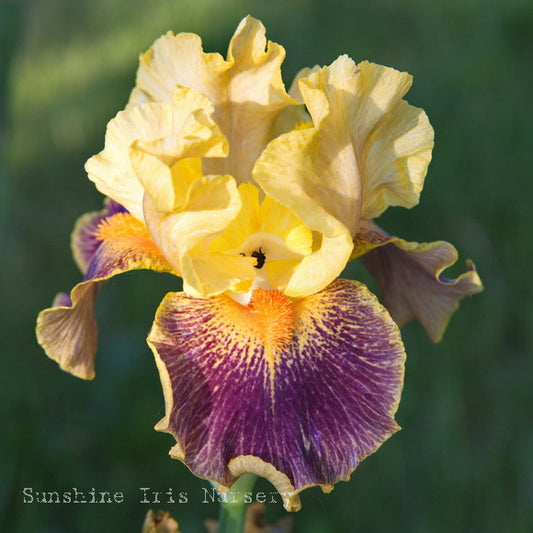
[87, 211, 172, 278]
[354, 220, 483, 342]
[71, 198, 126, 273]
[36, 207, 174, 379]
[148, 279, 405, 511]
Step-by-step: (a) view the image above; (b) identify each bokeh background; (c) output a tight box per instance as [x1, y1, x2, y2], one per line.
[1, 0, 532, 531]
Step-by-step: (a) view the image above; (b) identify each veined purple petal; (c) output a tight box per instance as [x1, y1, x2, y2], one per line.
[148, 279, 405, 511]
[36, 204, 173, 379]
[354, 219, 483, 342]
[72, 198, 127, 274]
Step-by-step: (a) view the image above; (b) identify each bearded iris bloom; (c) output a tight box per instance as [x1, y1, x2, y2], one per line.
[36, 17, 482, 511]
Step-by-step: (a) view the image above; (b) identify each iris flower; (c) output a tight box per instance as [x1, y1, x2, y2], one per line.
[36, 17, 482, 511]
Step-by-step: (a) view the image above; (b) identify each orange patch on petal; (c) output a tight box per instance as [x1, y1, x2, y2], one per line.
[248, 288, 293, 354]
[211, 289, 294, 389]
[93, 212, 165, 257]
[246, 289, 294, 390]
[94, 212, 150, 241]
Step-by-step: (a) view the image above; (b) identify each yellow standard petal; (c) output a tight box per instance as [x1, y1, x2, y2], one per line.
[127, 16, 296, 183]
[254, 55, 434, 239]
[253, 131, 354, 297]
[85, 87, 228, 221]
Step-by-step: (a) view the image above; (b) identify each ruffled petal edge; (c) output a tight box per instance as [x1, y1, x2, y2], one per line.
[354, 220, 483, 342]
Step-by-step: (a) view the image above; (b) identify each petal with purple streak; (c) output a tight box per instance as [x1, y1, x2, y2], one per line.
[36, 204, 174, 379]
[353, 219, 483, 342]
[71, 198, 126, 273]
[148, 279, 405, 511]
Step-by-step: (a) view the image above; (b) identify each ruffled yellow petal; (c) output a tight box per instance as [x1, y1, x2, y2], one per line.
[128, 16, 296, 183]
[305, 57, 433, 221]
[358, 74, 433, 218]
[253, 127, 354, 297]
[254, 55, 433, 242]
[142, 173, 242, 281]
[85, 87, 227, 220]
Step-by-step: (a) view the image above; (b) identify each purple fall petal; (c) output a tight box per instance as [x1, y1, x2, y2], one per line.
[148, 279, 405, 510]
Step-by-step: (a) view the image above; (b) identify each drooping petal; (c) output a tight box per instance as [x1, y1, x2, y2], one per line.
[36, 203, 174, 379]
[254, 56, 433, 236]
[353, 220, 483, 342]
[85, 87, 228, 220]
[148, 279, 405, 511]
[128, 16, 296, 183]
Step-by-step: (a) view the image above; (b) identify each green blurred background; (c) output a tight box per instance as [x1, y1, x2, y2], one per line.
[1, 0, 532, 531]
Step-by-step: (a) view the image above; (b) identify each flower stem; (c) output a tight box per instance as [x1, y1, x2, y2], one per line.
[216, 474, 258, 533]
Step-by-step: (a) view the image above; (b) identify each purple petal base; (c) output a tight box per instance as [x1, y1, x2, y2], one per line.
[148, 279, 405, 510]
